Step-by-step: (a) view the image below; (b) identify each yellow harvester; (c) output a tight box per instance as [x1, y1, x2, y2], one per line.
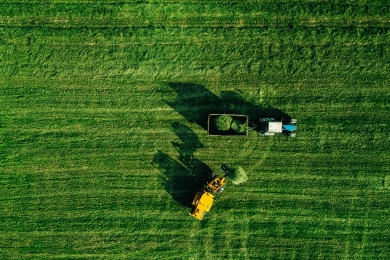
[190, 165, 231, 220]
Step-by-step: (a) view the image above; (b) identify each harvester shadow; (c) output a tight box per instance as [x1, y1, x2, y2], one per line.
[171, 122, 203, 167]
[164, 83, 292, 131]
[151, 123, 211, 208]
[152, 151, 197, 207]
[171, 123, 211, 186]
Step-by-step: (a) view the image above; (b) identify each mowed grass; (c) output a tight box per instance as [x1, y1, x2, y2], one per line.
[1, 1, 390, 259]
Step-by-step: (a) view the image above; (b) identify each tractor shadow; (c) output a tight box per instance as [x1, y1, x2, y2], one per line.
[163, 83, 224, 130]
[220, 91, 292, 126]
[164, 83, 291, 131]
[151, 123, 211, 208]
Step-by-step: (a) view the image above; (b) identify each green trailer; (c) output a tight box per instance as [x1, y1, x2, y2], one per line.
[208, 114, 254, 136]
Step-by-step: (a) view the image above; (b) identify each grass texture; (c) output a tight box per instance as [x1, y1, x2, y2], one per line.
[1, 1, 390, 259]
[230, 167, 248, 185]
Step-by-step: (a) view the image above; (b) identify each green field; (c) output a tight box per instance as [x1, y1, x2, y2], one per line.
[1, 1, 390, 259]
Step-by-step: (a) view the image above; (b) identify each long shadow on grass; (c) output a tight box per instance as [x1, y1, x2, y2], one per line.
[151, 123, 211, 207]
[164, 83, 225, 130]
[220, 91, 292, 124]
[164, 83, 292, 131]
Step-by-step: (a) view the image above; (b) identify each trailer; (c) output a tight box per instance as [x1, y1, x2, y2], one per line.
[208, 114, 256, 136]
[208, 114, 297, 137]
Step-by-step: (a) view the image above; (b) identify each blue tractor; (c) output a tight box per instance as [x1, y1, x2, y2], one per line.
[259, 118, 297, 137]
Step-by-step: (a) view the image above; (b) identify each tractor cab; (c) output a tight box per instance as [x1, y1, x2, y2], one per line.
[260, 118, 297, 137]
[266, 121, 283, 134]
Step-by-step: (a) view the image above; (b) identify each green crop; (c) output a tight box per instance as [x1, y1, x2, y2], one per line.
[1, 1, 389, 259]
[214, 115, 233, 131]
[230, 166, 248, 185]
[231, 119, 246, 134]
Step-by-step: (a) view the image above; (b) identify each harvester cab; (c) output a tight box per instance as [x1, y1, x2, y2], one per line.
[190, 164, 232, 220]
[259, 118, 297, 137]
[205, 175, 227, 195]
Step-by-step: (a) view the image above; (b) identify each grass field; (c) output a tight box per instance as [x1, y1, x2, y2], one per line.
[1, 1, 390, 259]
